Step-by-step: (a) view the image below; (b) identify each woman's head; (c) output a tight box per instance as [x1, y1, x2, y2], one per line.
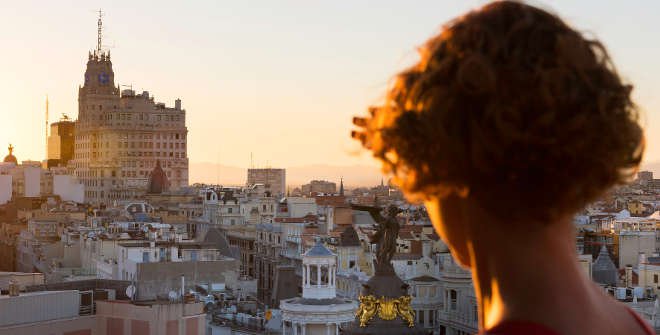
[353, 1, 643, 227]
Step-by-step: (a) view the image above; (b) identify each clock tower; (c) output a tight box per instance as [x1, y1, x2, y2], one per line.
[78, 10, 119, 122]
[73, 10, 189, 206]
[74, 10, 121, 204]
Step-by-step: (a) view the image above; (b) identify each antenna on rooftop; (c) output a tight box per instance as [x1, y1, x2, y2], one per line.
[250, 152, 254, 169]
[217, 149, 221, 186]
[45, 95, 49, 160]
[96, 9, 104, 55]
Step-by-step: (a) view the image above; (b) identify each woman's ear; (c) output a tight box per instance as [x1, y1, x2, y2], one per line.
[425, 194, 472, 268]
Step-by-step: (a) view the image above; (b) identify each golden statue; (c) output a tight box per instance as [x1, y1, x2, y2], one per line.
[350, 205, 416, 329]
[356, 295, 378, 327]
[377, 296, 397, 320]
[395, 295, 415, 327]
[356, 295, 416, 328]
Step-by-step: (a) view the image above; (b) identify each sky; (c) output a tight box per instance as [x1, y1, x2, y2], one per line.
[0, 1, 658, 175]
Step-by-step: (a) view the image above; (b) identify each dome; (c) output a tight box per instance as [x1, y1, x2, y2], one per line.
[147, 160, 169, 194]
[339, 226, 360, 247]
[304, 241, 334, 257]
[3, 144, 17, 164]
[593, 246, 617, 285]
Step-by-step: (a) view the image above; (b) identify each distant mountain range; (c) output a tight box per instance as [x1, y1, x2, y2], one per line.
[189, 162, 383, 188]
[190, 160, 660, 188]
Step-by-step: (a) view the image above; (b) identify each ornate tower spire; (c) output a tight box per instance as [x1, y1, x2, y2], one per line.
[339, 177, 345, 196]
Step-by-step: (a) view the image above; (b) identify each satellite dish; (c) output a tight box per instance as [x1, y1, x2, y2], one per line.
[168, 290, 178, 302]
[125, 285, 135, 299]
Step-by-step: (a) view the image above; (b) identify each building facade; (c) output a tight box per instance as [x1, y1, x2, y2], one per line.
[73, 28, 188, 205]
[301, 180, 336, 196]
[247, 168, 286, 197]
[255, 222, 284, 307]
[47, 119, 75, 168]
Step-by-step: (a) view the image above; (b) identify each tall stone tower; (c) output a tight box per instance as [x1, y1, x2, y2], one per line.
[73, 12, 189, 205]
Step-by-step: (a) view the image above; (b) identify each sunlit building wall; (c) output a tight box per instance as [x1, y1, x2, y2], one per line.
[73, 49, 189, 205]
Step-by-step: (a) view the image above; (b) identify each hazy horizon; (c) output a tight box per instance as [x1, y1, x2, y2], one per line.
[1, 1, 659, 172]
[187, 161, 660, 188]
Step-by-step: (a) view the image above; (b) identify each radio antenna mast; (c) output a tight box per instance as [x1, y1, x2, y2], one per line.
[97, 9, 103, 54]
[45, 95, 49, 160]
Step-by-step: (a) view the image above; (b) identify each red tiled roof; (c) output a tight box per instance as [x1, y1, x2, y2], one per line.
[392, 253, 422, 261]
[314, 196, 348, 207]
[400, 225, 423, 233]
[274, 214, 318, 223]
[398, 231, 414, 240]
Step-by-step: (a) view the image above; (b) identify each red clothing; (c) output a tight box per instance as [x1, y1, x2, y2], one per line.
[480, 307, 654, 335]
[481, 321, 560, 335]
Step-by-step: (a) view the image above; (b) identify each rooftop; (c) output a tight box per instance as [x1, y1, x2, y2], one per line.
[304, 241, 334, 257]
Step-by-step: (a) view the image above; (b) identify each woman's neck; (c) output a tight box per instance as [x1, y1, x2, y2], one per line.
[467, 218, 598, 332]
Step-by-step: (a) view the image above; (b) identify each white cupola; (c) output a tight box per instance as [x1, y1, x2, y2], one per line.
[302, 240, 337, 299]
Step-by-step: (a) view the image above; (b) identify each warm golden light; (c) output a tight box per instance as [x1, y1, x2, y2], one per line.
[483, 278, 504, 330]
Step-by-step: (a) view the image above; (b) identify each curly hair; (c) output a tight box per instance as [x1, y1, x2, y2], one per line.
[353, 1, 644, 222]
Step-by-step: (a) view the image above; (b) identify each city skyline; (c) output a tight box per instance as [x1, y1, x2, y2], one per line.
[0, 2, 659, 333]
[1, 0, 659, 182]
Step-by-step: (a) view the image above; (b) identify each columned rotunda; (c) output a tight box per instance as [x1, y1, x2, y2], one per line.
[280, 241, 357, 335]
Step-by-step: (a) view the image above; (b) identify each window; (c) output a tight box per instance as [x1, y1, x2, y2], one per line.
[228, 208, 233, 214]
[142, 252, 149, 263]
[448, 289, 458, 311]
[655, 274, 658, 284]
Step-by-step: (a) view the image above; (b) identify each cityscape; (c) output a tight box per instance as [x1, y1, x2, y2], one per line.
[1, 3, 660, 335]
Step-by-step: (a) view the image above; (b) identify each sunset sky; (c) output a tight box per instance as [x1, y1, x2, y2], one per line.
[0, 1, 658, 181]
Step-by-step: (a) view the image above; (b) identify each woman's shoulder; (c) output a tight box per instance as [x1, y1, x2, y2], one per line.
[480, 306, 654, 335]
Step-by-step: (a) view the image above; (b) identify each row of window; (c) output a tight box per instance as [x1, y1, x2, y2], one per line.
[84, 108, 183, 123]
[76, 132, 185, 141]
[76, 140, 186, 150]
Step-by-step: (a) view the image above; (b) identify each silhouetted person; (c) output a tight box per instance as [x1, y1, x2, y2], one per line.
[353, 1, 650, 334]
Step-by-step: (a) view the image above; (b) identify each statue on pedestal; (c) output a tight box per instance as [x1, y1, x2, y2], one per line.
[343, 205, 427, 334]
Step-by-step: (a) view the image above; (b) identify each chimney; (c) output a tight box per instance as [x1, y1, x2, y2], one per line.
[175, 99, 181, 110]
[8, 279, 19, 297]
